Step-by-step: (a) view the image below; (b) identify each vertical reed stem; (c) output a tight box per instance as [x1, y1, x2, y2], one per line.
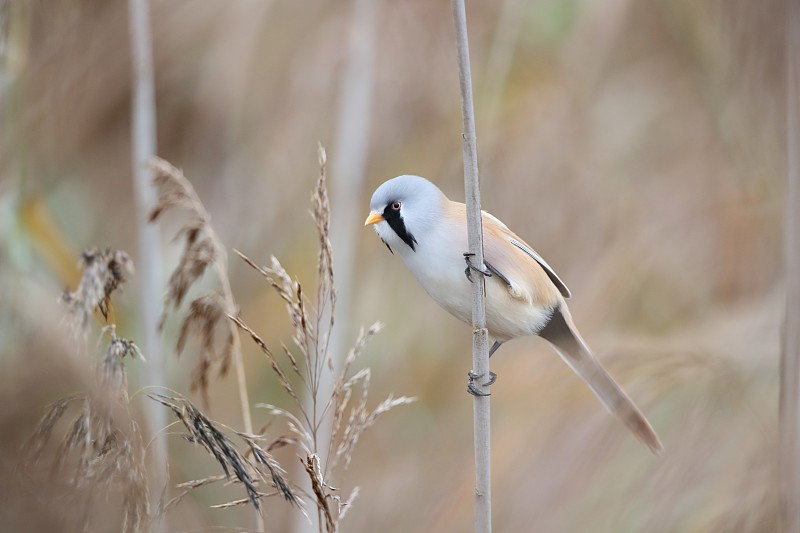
[450, 1, 492, 531]
[215, 248, 261, 532]
[780, 2, 800, 530]
[126, 0, 166, 528]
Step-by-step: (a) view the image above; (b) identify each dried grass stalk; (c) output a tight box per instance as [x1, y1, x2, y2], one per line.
[235, 251, 315, 359]
[210, 492, 280, 509]
[160, 474, 227, 515]
[231, 145, 414, 531]
[175, 293, 235, 406]
[28, 394, 84, 459]
[149, 159, 228, 396]
[242, 436, 297, 506]
[304, 453, 336, 533]
[229, 314, 300, 404]
[313, 144, 335, 349]
[61, 247, 134, 334]
[101, 325, 146, 399]
[334, 387, 415, 470]
[256, 403, 314, 455]
[149, 393, 300, 512]
[150, 147, 412, 530]
[28, 329, 150, 533]
[149, 157, 254, 437]
[237, 251, 414, 469]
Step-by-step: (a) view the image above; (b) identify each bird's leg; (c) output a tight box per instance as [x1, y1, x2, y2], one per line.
[467, 370, 498, 396]
[489, 340, 503, 357]
[463, 253, 497, 394]
[463, 252, 493, 283]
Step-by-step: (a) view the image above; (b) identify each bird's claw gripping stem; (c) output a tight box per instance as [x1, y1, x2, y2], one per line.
[467, 370, 497, 396]
[463, 252, 493, 283]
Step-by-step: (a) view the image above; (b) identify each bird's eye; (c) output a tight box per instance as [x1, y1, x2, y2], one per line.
[391, 201, 401, 211]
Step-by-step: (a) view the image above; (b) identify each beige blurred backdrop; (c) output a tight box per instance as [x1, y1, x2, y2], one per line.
[0, 0, 788, 531]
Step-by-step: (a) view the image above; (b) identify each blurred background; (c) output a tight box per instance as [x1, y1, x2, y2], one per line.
[0, 0, 789, 531]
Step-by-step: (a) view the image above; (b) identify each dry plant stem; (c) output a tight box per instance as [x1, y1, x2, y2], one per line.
[451, 1, 492, 532]
[149, 159, 261, 531]
[216, 258, 254, 438]
[780, 3, 800, 530]
[126, 0, 166, 527]
[216, 257, 263, 533]
[150, 159, 254, 439]
[29, 328, 150, 533]
[301, 4, 379, 530]
[232, 156, 414, 531]
[149, 393, 299, 517]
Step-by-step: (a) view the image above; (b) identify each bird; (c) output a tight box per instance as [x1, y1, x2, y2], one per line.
[364, 175, 663, 454]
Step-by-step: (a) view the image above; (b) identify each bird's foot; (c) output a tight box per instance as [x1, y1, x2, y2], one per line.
[463, 252, 493, 283]
[467, 370, 497, 396]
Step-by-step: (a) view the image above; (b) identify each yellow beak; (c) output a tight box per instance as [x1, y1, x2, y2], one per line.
[364, 211, 384, 226]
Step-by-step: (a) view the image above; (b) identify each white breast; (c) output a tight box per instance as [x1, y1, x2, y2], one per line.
[398, 220, 473, 324]
[395, 218, 552, 342]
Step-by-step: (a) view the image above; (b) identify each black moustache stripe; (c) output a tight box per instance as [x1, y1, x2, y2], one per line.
[383, 204, 417, 251]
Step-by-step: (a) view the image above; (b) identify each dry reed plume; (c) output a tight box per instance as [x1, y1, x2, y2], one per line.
[149, 158, 239, 406]
[29, 249, 150, 533]
[228, 145, 415, 531]
[146, 147, 412, 530]
[149, 157, 262, 527]
[149, 393, 299, 513]
[60, 247, 134, 334]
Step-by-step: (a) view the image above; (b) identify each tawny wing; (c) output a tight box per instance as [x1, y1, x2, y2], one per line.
[480, 210, 571, 304]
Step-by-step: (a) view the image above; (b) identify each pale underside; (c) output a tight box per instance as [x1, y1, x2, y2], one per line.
[395, 200, 569, 342]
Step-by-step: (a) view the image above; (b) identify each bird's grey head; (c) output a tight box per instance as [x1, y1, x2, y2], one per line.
[365, 175, 445, 253]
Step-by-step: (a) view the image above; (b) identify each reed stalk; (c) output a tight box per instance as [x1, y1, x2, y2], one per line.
[450, 1, 492, 531]
[125, 0, 166, 528]
[780, 2, 800, 530]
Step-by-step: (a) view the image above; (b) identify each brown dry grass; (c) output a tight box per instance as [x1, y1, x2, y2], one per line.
[149, 158, 238, 405]
[149, 392, 298, 512]
[28, 250, 150, 533]
[60, 248, 133, 335]
[19, 155, 414, 531]
[229, 147, 414, 530]
[143, 151, 412, 531]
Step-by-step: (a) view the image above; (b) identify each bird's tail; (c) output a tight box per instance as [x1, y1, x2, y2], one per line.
[539, 305, 663, 454]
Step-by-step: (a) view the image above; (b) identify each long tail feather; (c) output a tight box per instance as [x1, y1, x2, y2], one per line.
[539, 305, 663, 454]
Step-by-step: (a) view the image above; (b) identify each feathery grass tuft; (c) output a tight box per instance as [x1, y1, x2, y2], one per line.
[30, 256, 150, 532]
[304, 453, 335, 532]
[149, 393, 301, 512]
[149, 158, 236, 403]
[143, 150, 411, 530]
[229, 144, 414, 530]
[61, 247, 134, 334]
[102, 325, 146, 398]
